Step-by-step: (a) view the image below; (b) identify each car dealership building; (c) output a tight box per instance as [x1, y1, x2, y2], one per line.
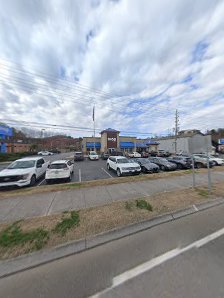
[82, 128, 213, 155]
[82, 128, 159, 154]
[0, 125, 13, 153]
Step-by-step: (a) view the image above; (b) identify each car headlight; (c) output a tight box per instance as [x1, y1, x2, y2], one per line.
[22, 173, 30, 180]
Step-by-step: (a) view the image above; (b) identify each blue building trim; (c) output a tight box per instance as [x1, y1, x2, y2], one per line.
[120, 142, 134, 148]
[0, 125, 13, 153]
[86, 142, 101, 149]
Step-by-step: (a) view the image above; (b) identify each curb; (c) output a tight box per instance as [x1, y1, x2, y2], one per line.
[0, 197, 224, 279]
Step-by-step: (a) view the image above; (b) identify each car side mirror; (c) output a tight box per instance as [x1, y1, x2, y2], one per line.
[37, 164, 42, 168]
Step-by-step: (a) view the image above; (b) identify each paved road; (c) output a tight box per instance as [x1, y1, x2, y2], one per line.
[0, 170, 224, 223]
[1, 204, 224, 298]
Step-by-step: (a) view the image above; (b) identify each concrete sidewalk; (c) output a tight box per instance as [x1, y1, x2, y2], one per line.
[0, 171, 224, 223]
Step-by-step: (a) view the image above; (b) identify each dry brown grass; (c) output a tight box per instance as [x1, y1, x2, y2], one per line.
[1, 166, 224, 200]
[0, 181, 224, 260]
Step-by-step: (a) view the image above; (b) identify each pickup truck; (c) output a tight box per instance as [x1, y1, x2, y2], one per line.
[0, 157, 49, 187]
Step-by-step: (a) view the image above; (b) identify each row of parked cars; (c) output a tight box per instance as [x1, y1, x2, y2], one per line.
[106, 153, 224, 177]
[0, 157, 75, 188]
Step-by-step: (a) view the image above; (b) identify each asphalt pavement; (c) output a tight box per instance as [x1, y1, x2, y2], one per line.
[0, 153, 117, 187]
[1, 204, 224, 298]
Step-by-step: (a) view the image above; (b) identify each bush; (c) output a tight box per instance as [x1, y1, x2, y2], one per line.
[136, 199, 153, 211]
[0, 152, 38, 162]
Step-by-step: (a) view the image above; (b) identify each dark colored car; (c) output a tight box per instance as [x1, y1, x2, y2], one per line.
[148, 157, 177, 171]
[167, 156, 192, 169]
[157, 150, 171, 157]
[101, 152, 110, 160]
[110, 151, 124, 156]
[141, 152, 149, 158]
[133, 158, 160, 173]
[74, 151, 84, 161]
[49, 149, 61, 154]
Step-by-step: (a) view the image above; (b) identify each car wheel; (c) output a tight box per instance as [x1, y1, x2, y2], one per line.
[107, 163, 111, 170]
[177, 163, 182, 170]
[29, 175, 36, 186]
[142, 167, 146, 173]
[195, 162, 203, 169]
[213, 161, 218, 166]
[117, 168, 122, 177]
[67, 174, 72, 182]
[160, 165, 165, 171]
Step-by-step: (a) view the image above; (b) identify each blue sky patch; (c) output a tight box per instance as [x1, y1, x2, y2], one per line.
[191, 40, 209, 63]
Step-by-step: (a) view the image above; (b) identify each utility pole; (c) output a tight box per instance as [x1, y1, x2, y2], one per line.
[174, 109, 179, 154]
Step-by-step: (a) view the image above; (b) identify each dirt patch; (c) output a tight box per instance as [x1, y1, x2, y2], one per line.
[0, 182, 223, 260]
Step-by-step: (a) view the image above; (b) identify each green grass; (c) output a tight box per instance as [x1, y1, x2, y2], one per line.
[136, 199, 153, 211]
[0, 222, 49, 250]
[53, 211, 80, 236]
[196, 188, 209, 197]
[125, 201, 135, 211]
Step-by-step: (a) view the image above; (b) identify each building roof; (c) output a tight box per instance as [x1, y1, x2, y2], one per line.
[100, 128, 120, 134]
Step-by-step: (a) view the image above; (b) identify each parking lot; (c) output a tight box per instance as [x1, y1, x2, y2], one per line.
[1, 152, 224, 190]
[0, 152, 117, 189]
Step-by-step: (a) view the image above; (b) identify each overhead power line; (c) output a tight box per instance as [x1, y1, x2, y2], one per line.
[0, 58, 121, 99]
[0, 118, 169, 136]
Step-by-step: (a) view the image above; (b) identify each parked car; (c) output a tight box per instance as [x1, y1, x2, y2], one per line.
[157, 150, 171, 157]
[101, 152, 110, 160]
[88, 151, 99, 160]
[133, 158, 159, 173]
[110, 151, 124, 156]
[127, 152, 141, 158]
[192, 155, 214, 168]
[37, 151, 54, 156]
[49, 149, 61, 154]
[148, 157, 177, 171]
[194, 154, 224, 166]
[167, 156, 192, 169]
[107, 156, 141, 177]
[0, 157, 49, 187]
[141, 152, 149, 158]
[45, 160, 74, 183]
[74, 151, 84, 161]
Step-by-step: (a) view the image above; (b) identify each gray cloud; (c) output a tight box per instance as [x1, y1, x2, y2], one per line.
[0, 0, 224, 137]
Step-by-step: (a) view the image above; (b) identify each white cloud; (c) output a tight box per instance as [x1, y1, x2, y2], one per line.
[0, 0, 224, 137]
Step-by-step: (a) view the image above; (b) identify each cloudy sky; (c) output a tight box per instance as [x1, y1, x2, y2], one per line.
[0, 0, 224, 137]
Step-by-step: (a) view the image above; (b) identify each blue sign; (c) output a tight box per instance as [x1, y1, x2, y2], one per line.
[0, 125, 13, 137]
[218, 139, 224, 145]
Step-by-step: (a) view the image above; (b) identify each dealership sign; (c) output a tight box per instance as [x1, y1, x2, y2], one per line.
[0, 125, 13, 137]
[108, 137, 116, 142]
[218, 139, 224, 145]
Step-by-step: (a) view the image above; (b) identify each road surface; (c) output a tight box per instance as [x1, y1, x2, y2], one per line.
[1, 204, 224, 298]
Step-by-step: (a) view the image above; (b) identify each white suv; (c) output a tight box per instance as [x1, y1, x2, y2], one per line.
[107, 156, 141, 177]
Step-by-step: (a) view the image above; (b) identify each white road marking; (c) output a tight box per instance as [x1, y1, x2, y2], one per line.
[101, 167, 113, 178]
[79, 169, 82, 182]
[37, 178, 46, 186]
[193, 204, 198, 211]
[89, 226, 224, 297]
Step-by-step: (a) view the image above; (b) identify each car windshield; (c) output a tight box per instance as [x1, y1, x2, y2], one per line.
[117, 158, 129, 164]
[8, 160, 36, 169]
[158, 158, 168, 162]
[75, 153, 83, 156]
[139, 159, 149, 164]
[90, 152, 97, 155]
[49, 164, 67, 169]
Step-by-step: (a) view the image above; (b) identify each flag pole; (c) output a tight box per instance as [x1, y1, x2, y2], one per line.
[93, 104, 95, 152]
